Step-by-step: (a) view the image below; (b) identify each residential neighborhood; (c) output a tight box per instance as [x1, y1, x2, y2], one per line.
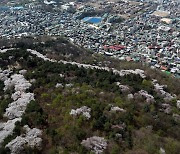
[0, 0, 179, 77]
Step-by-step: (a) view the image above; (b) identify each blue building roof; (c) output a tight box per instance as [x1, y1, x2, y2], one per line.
[82, 17, 102, 24]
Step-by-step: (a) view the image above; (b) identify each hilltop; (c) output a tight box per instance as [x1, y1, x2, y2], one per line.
[0, 36, 180, 154]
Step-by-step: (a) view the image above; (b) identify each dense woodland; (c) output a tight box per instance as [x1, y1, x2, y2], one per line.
[0, 37, 180, 154]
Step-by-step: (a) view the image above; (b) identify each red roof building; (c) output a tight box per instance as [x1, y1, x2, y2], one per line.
[104, 45, 126, 51]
